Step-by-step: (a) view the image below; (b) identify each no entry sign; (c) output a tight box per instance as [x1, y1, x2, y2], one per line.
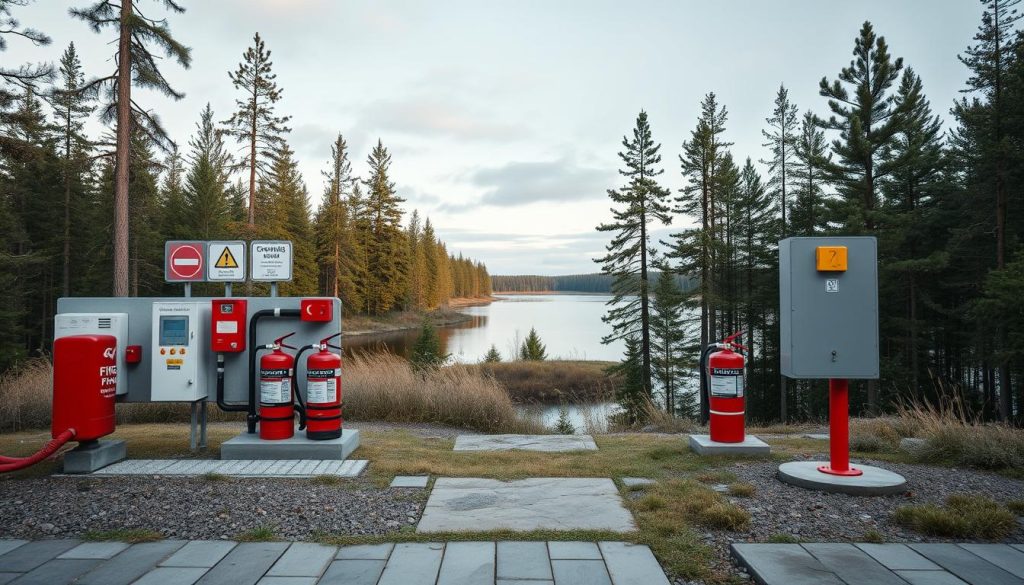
[165, 241, 207, 282]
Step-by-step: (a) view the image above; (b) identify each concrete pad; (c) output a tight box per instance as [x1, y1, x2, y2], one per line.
[195, 542, 289, 585]
[0, 542, 27, 558]
[77, 541, 187, 585]
[376, 543, 443, 585]
[390, 476, 429, 488]
[335, 544, 393, 560]
[957, 544, 1024, 579]
[91, 459, 366, 478]
[160, 541, 237, 568]
[0, 540, 81, 572]
[803, 543, 908, 585]
[9, 558, 101, 585]
[453, 434, 597, 452]
[731, 543, 846, 585]
[496, 542, 551, 580]
[688, 434, 771, 456]
[599, 542, 671, 585]
[436, 542, 494, 585]
[133, 567, 208, 585]
[855, 543, 940, 571]
[803, 433, 830, 440]
[256, 578, 317, 585]
[63, 439, 126, 473]
[550, 560, 612, 585]
[548, 541, 602, 560]
[58, 542, 130, 559]
[220, 429, 359, 460]
[621, 477, 655, 488]
[777, 461, 907, 496]
[266, 543, 335, 577]
[0, 574, 17, 585]
[417, 478, 636, 533]
[319, 560, 385, 585]
[895, 570, 970, 585]
[911, 543, 1022, 585]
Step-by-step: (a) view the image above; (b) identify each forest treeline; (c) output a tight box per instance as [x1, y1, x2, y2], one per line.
[0, 6, 488, 372]
[491, 273, 696, 294]
[597, 4, 1024, 424]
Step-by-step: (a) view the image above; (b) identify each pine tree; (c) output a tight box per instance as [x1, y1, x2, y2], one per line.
[761, 84, 799, 238]
[160, 145, 186, 238]
[260, 142, 316, 295]
[790, 112, 830, 236]
[222, 33, 290, 227]
[594, 111, 672, 406]
[183, 104, 232, 239]
[71, 0, 191, 296]
[422, 218, 440, 308]
[519, 327, 547, 361]
[314, 133, 362, 311]
[49, 42, 93, 297]
[363, 140, 407, 314]
[650, 269, 689, 416]
[608, 335, 646, 424]
[483, 344, 502, 363]
[410, 320, 448, 370]
[0, 0, 52, 116]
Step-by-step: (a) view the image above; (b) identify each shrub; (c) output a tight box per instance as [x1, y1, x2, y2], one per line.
[409, 320, 448, 371]
[894, 494, 1017, 540]
[553, 407, 575, 434]
[895, 399, 1024, 473]
[483, 345, 502, 363]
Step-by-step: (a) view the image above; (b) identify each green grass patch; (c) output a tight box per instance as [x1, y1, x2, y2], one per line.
[1008, 500, 1024, 515]
[201, 472, 229, 482]
[766, 533, 801, 544]
[82, 529, 163, 543]
[311, 474, 343, 485]
[861, 529, 885, 543]
[894, 494, 1017, 540]
[694, 470, 737, 484]
[235, 525, 278, 542]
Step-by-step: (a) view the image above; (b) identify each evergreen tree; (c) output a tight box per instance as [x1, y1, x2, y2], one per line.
[594, 110, 672, 405]
[650, 269, 690, 416]
[483, 344, 502, 363]
[259, 142, 317, 295]
[183, 103, 232, 239]
[608, 335, 646, 424]
[761, 84, 799, 238]
[314, 133, 362, 311]
[0, 0, 51, 112]
[160, 145, 186, 238]
[222, 32, 290, 227]
[410, 320, 448, 370]
[71, 0, 191, 296]
[422, 218, 440, 308]
[363, 139, 407, 314]
[790, 112, 830, 236]
[519, 327, 548, 361]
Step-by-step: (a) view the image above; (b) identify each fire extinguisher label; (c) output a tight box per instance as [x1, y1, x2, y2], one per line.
[260, 368, 291, 404]
[710, 372, 742, 397]
[307, 378, 338, 403]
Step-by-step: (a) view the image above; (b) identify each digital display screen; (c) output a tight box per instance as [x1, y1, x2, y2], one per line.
[160, 316, 189, 346]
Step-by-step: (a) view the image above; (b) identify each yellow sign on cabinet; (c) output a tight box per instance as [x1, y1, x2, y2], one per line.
[816, 246, 847, 272]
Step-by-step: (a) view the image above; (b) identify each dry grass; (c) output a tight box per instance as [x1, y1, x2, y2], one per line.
[894, 494, 1018, 540]
[343, 353, 542, 433]
[0, 358, 52, 432]
[470, 360, 619, 403]
[727, 482, 756, 497]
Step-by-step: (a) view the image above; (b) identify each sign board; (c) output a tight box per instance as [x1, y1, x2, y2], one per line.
[165, 241, 206, 282]
[779, 236, 879, 379]
[251, 240, 293, 282]
[207, 241, 246, 282]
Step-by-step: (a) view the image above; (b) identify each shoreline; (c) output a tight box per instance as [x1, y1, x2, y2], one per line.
[342, 296, 495, 338]
[492, 291, 609, 296]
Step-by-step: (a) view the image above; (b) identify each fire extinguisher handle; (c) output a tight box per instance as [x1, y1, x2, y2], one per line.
[326, 343, 342, 351]
[275, 331, 298, 350]
[320, 332, 342, 346]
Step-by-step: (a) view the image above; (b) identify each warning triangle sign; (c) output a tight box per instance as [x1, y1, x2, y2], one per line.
[215, 246, 239, 269]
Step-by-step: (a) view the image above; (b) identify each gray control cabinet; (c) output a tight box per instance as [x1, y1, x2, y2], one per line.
[779, 236, 879, 379]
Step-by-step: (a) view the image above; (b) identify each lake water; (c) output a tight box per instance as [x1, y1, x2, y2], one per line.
[344, 294, 627, 363]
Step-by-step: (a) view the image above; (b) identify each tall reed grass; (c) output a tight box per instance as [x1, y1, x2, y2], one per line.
[0, 353, 542, 434]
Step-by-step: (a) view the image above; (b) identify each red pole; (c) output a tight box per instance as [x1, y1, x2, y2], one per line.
[818, 378, 862, 476]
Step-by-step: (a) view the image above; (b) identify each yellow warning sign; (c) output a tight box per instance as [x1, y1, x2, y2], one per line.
[215, 246, 239, 269]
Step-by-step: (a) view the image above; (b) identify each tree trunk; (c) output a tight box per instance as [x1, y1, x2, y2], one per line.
[112, 0, 132, 297]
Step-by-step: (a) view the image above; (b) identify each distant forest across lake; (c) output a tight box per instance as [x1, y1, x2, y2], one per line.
[491, 273, 698, 294]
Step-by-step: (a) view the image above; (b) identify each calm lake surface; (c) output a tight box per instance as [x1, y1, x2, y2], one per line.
[344, 294, 627, 363]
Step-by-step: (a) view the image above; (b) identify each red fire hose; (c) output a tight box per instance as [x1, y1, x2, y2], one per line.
[0, 429, 76, 473]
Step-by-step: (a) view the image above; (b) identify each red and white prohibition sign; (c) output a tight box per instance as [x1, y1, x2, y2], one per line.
[165, 242, 206, 282]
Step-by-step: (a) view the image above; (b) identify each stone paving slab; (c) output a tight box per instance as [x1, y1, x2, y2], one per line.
[57, 542, 130, 560]
[0, 544, 25, 559]
[732, 543, 1024, 585]
[0, 540, 670, 584]
[453, 434, 597, 452]
[86, 459, 367, 477]
[391, 475, 430, 488]
[418, 477, 636, 532]
[621, 477, 655, 488]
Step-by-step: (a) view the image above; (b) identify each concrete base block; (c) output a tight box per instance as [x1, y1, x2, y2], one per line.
[63, 439, 126, 473]
[688, 434, 771, 456]
[777, 461, 908, 496]
[220, 428, 360, 460]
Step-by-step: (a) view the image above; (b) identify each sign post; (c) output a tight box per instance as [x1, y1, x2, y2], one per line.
[164, 241, 207, 296]
[207, 241, 247, 296]
[251, 240, 293, 297]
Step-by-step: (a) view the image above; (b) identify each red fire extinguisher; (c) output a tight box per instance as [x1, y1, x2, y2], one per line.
[304, 333, 343, 440]
[259, 332, 296, 440]
[703, 332, 746, 443]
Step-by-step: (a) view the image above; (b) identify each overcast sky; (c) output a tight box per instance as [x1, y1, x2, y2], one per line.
[12, 1, 980, 275]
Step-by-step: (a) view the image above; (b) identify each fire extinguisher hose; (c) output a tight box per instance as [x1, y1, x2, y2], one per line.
[698, 344, 717, 425]
[0, 428, 76, 473]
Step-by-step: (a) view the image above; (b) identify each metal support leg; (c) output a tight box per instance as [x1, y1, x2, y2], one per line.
[189, 400, 198, 452]
[199, 399, 208, 449]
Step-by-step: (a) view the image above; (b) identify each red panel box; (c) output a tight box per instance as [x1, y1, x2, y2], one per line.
[52, 334, 117, 441]
[300, 298, 333, 322]
[211, 299, 247, 353]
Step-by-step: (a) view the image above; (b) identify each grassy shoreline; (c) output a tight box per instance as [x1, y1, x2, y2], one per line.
[342, 296, 494, 338]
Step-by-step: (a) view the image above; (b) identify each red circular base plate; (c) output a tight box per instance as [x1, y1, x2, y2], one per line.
[817, 464, 863, 477]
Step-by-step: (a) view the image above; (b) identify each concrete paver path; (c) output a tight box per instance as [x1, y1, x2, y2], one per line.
[83, 459, 368, 478]
[0, 539, 669, 585]
[453, 435, 597, 452]
[732, 542, 1024, 585]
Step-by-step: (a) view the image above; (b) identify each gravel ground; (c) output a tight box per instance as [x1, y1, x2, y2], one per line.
[678, 456, 1024, 584]
[0, 476, 427, 540]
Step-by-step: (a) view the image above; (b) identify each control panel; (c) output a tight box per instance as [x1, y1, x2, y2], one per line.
[150, 302, 211, 401]
[211, 299, 247, 352]
[54, 313, 129, 396]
